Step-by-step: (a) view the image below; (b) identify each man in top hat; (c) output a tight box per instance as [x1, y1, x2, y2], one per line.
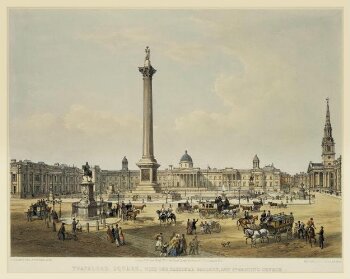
[318, 226, 325, 249]
[72, 218, 78, 233]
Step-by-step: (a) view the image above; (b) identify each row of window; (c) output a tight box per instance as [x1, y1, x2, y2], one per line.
[11, 173, 80, 183]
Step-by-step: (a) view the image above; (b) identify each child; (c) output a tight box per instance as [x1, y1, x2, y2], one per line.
[160, 242, 168, 257]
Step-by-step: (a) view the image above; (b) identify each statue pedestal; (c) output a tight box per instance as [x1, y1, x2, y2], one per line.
[72, 177, 98, 220]
[248, 182, 255, 196]
[135, 158, 160, 194]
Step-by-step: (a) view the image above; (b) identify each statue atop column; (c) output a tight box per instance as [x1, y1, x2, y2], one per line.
[145, 46, 150, 62]
[144, 46, 153, 68]
[82, 162, 92, 182]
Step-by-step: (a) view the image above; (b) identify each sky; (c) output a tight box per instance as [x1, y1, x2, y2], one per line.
[9, 9, 343, 174]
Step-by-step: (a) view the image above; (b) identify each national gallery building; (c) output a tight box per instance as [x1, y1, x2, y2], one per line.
[10, 152, 289, 198]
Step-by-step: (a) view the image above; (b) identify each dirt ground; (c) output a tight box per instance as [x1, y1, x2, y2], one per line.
[10, 192, 342, 257]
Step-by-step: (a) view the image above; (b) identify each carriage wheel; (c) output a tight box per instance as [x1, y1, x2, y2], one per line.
[176, 208, 182, 214]
[214, 223, 221, 233]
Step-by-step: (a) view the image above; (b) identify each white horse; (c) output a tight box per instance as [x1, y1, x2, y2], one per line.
[221, 209, 239, 219]
[243, 228, 269, 247]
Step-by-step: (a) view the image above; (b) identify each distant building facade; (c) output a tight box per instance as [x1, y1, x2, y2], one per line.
[292, 172, 309, 188]
[10, 152, 290, 198]
[92, 152, 285, 196]
[10, 159, 82, 198]
[307, 99, 342, 195]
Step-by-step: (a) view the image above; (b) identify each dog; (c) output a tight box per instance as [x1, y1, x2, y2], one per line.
[221, 241, 231, 248]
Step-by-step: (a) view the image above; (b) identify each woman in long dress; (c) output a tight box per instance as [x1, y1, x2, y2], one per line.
[119, 227, 125, 245]
[106, 226, 114, 243]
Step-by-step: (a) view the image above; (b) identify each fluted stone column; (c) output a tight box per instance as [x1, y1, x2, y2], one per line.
[136, 47, 160, 193]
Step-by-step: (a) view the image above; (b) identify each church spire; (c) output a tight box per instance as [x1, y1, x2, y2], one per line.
[324, 97, 333, 138]
[322, 98, 335, 165]
[326, 97, 330, 121]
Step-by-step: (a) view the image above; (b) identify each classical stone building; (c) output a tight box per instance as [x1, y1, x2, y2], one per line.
[10, 159, 82, 198]
[91, 152, 286, 196]
[292, 172, 309, 188]
[10, 152, 291, 198]
[307, 99, 342, 195]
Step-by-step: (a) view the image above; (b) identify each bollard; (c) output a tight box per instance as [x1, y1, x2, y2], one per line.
[86, 223, 89, 233]
[96, 221, 99, 231]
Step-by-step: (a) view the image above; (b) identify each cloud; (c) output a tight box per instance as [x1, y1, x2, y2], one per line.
[164, 42, 207, 64]
[63, 104, 141, 136]
[77, 27, 156, 52]
[25, 112, 57, 130]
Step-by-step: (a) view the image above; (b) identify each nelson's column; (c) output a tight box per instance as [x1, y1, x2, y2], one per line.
[135, 47, 160, 194]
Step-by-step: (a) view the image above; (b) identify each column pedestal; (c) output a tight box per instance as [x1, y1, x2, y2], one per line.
[135, 158, 160, 194]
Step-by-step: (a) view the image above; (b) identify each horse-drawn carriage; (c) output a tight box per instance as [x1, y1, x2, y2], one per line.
[176, 202, 194, 214]
[170, 192, 182, 201]
[122, 209, 140, 221]
[207, 220, 222, 233]
[25, 203, 50, 221]
[198, 201, 218, 219]
[252, 200, 263, 211]
[252, 204, 262, 212]
[260, 212, 294, 242]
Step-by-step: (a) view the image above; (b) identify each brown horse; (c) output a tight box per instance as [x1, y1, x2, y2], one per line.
[133, 204, 147, 212]
[305, 226, 317, 247]
[236, 215, 258, 230]
[124, 209, 140, 221]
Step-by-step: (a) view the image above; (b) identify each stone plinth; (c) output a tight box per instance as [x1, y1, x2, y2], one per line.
[72, 176, 98, 220]
[136, 158, 160, 193]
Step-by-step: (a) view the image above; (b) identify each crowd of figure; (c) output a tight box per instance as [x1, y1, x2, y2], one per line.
[155, 232, 199, 256]
[295, 217, 325, 249]
[259, 210, 273, 223]
[214, 196, 231, 212]
[106, 224, 126, 247]
[57, 217, 82, 241]
[107, 200, 134, 218]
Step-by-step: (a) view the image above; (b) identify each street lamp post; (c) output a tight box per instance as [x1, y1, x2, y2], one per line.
[117, 190, 120, 218]
[58, 198, 62, 218]
[206, 167, 209, 190]
[238, 181, 241, 206]
[128, 171, 131, 193]
[308, 186, 311, 205]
